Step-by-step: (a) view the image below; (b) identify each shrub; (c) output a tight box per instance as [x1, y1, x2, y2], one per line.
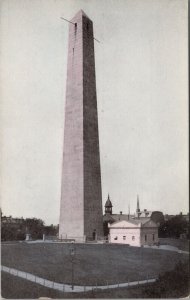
[144, 261, 190, 298]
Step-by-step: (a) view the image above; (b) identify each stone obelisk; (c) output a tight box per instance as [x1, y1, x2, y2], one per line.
[59, 10, 103, 241]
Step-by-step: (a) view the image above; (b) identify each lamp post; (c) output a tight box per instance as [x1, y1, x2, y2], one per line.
[141, 245, 143, 268]
[70, 242, 75, 290]
[139, 244, 143, 280]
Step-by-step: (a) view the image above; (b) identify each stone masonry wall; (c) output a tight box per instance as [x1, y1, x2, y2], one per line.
[59, 11, 103, 240]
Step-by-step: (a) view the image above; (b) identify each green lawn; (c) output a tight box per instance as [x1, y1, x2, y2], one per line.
[1, 242, 188, 286]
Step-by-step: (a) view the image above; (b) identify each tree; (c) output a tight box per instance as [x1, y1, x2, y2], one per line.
[144, 261, 190, 298]
[159, 215, 189, 238]
[25, 218, 45, 239]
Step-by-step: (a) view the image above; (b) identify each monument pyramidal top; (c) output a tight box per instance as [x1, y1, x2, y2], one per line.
[70, 9, 91, 21]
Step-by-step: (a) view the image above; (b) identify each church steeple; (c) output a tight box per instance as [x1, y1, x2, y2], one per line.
[105, 194, 113, 215]
[136, 195, 141, 218]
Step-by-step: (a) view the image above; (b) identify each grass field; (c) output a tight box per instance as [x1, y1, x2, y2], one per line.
[1, 242, 188, 287]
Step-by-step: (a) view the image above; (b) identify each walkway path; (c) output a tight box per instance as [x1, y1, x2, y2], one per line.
[1, 265, 156, 293]
[144, 244, 189, 254]
[22, 241, 189, 255]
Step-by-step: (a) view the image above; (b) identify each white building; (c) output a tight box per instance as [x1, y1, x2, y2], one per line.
[108, 218, 158, 247]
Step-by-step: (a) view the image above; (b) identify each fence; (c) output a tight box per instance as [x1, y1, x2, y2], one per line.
[1, 265, 157, 293]
[43, 235, 58, 241]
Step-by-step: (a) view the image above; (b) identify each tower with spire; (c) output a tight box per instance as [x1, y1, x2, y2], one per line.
[105, 194, 113, 215]
[136, 195, 141, 218]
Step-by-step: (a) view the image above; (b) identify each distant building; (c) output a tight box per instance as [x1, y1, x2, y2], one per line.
[103, 194, 164, 236]
[108, 219, 158, 247]
[135, 196, 164, 224]
[1, 215, 25, 226]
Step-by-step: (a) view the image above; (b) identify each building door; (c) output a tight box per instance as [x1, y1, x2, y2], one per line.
[92, 229, 96, 240]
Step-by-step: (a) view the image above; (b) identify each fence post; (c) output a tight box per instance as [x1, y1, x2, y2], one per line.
[128, 279, 129, 286]
[118, 282, 119, 288]
[62, 284, 65, 292]
[84, 285, 86, 292]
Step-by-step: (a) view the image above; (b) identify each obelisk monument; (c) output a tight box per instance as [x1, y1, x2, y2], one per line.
[59, 10, 103, 241]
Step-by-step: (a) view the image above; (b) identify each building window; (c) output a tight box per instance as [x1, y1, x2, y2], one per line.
[74, 23, 77, 36]
[123, 236, 126, 240]
[114, 236, 118, 240]
[152, 234, 155, 241]
[132, 236, 135, 241]
[145, 234, 147, 241]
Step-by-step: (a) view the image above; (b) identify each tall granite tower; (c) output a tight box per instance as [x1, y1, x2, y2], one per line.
[59, 10, 103, 241]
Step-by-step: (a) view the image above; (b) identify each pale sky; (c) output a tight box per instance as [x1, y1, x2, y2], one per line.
[1, 0, 188, 225]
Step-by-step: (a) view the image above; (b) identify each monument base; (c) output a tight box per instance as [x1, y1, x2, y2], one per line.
[59, 234, 86, 243]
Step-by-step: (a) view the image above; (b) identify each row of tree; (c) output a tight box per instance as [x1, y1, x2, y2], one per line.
[1, 217, 58, 241]
[1, 213, 189, 241]
[158, 214, 189, 238]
